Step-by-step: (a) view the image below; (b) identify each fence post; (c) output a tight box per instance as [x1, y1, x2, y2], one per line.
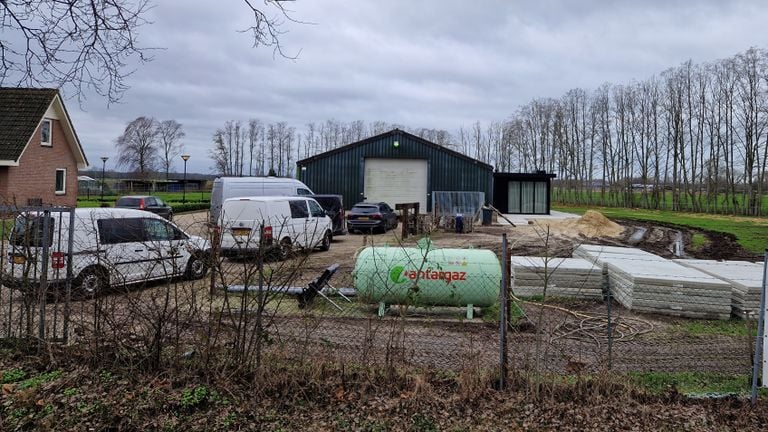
[63, 208, 76, 343]
[602, 266, 612, 370]
[38, 210, 51, 342]
[750, 249, 768, 404]
[498, 233, 508, 389]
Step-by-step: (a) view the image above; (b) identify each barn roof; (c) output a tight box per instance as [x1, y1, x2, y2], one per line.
[297, 129, 494, 171]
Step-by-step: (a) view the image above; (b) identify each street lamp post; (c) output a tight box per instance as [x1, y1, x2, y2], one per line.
[100, 157, 109, 202]
[181, 154, 190, 204]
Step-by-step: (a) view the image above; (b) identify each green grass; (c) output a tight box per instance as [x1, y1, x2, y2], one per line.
[77, 191, 211, 212]
[690, 233, 709, 250]
[554, 189, 768, 214]
[672, 319, 752, 337]
[553, 205, 768, 253]
[629, 371, 755, 396]
[78, 191, 211, 204]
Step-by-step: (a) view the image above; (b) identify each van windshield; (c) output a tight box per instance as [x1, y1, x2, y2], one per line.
[10, 215, 54, 247]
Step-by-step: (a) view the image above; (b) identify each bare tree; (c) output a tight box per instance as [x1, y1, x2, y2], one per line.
[0, 1, 302, 103]
[116, 116, 160, 177]
[157, 120, 185, 180]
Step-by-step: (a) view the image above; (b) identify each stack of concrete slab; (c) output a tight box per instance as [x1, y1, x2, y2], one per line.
[573, 245, 732, 320]
[511, 257, 603, 299]
[675, 259, 766, 319]
[573, 244, 667, 265]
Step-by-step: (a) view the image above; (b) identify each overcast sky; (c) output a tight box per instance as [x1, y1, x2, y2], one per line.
[68, 0, 768, 173]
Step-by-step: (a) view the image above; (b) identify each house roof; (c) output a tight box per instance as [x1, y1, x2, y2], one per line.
[0, 87, 88, 168]
[296, 129, 494, 171]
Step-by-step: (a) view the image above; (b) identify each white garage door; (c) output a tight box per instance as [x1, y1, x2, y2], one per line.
[364, 158, 428, 210]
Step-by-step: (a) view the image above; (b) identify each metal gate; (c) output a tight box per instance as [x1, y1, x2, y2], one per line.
[0, 205, 75, 343]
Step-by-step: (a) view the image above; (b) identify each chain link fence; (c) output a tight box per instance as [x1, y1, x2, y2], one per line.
[0, 207, 765, 393]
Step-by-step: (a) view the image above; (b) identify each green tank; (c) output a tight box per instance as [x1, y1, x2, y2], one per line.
[353, 245, 501, 317]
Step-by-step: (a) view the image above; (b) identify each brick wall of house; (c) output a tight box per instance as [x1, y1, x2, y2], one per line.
[0, 119, 78, 207]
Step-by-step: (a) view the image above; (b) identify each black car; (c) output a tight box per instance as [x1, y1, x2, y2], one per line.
[115, 195, 173, 220]
[310, 194, 347, 235]
[347, 202, 398, 234]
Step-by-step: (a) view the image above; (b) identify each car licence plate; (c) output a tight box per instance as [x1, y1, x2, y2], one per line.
[232, 228, 251, 236]
[358, 217, 369, 221]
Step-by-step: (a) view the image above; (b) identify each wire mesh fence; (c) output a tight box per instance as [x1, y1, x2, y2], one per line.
[0, 207, 764, 393]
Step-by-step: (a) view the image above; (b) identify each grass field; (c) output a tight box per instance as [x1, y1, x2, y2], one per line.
[554, 189, 768, 215]
[77, 191, 211, 208]
[554, 205, 768, 253]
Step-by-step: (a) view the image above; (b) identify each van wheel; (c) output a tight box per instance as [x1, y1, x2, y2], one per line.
[76, 267, 108, 297]
[278, 238, 293, 261]
[186, 253, 208, 280]
[319, 230, 332, 251]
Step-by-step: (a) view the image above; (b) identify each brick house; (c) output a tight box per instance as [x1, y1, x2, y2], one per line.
[0, 88, 88, 207]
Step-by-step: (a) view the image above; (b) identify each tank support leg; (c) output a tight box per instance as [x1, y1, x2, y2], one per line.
[466, 304, 474, 320]
[378, 302, 386, 317]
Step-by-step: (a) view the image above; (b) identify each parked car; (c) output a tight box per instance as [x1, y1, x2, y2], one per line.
[5, 208, 210, 296]
[346, 202, 398, 234]
[116, 195, 173, 220]
[310, 194, 346, 236]
[210, 177, 314, 221]
[218, 196, 332, 259]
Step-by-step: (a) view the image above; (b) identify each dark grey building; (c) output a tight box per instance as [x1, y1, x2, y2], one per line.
[492, 171, 557, 214]
[296, 129, 493, 212]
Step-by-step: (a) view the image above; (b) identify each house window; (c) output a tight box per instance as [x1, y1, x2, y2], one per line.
[55, 169, 66, 195]
[41, 119, 52, 146]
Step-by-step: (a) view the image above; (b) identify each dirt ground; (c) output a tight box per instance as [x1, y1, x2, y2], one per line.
[166, 210, 760, 375]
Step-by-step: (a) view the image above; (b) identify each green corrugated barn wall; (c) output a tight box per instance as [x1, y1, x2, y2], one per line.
[296, 129, 493, 211]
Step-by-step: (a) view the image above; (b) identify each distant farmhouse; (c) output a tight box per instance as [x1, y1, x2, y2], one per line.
[0, 88, 88, 207]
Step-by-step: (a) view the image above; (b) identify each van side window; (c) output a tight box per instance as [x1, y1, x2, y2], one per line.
[98, 218, 146, 244]
[144, 218, 172, 241]
[144, 218, 187, 241]
[296, 188, 311, 196]
[289, 200, 309, 218]
[308, 200, 325, 217]
[11, 215, 54, 247]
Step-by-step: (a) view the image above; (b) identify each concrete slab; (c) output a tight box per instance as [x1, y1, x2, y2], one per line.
[496, 210, 579, 226]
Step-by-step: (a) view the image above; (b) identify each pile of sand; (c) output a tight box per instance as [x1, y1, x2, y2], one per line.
[532, 210, 625, 238]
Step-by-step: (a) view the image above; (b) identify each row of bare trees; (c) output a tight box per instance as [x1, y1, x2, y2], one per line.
[485, 48, 768, 215]
[209, 118, 457, 177]
[210, 48, 768, 215]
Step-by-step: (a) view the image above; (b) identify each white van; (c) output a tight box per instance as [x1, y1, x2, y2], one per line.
[5, 208, 210, 295]
[219, 196, 332, 258]
[210, 177, 314, 221]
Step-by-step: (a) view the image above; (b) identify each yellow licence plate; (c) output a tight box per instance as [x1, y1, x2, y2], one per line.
[13, 255, 25, 265]
[358, 217, 369, 221]
[232, 228, 251, 236]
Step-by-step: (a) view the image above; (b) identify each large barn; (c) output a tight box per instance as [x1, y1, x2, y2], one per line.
[296, 129, 493, 212]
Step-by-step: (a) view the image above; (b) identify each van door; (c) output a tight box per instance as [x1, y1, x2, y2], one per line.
[97, 218, 152, 285]
[288, 199, 310, 247]
[306, 199, 328, 248]
[143, 218, 190, 279]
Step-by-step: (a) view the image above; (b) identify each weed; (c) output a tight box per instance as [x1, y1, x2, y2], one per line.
[674, 319, 750, 337]
[482, 301, 524, 325]
[411, 413, 438, 432]
[180, 385, 209, 408]
[99, 370, 116, 383]
[63, 387, 78, 397]
[630, 371, 750, 395]
[222, 412, 238, 428]
[690, 233, 709, 250]
[1, 368, 26, 383]
[17, 370, 62, 390]
[10, 407, 29, 419]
